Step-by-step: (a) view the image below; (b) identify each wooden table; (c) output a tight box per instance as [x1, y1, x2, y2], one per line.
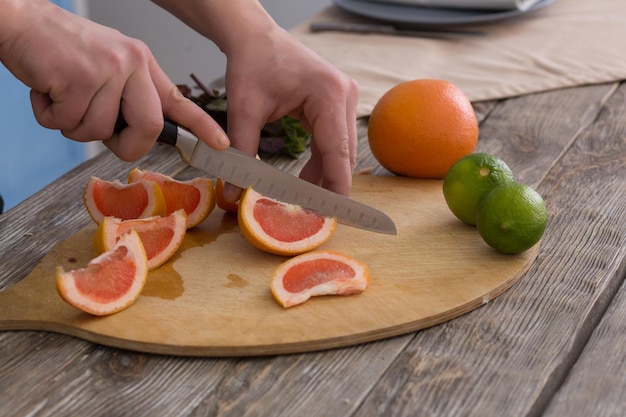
[1, 80, 625, 416]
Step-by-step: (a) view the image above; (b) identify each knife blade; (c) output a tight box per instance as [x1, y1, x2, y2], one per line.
[153, 120, 397, 235]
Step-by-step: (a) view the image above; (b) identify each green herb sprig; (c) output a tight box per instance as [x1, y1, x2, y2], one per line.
[177, 74, 311, 158]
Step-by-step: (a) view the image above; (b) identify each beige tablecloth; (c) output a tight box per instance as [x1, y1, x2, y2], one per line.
[292, 0, 626, 117]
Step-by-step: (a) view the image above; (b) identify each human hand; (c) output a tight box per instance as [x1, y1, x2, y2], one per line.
[148, 0, 359, 201]
[222, 25, 358, 201]
[0, 0, 229, 161]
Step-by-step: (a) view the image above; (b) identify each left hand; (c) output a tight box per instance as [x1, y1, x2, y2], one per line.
[221, 26, 359, 202]
[151, 0, 359, 202]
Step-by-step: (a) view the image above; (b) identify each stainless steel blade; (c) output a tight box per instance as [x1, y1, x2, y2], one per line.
[172, 126, 397, 235]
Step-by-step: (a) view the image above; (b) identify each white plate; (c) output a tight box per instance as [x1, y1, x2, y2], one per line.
[331, 0, 555, 26]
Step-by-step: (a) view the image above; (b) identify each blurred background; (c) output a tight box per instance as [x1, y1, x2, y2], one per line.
[0, 0, 329, 212]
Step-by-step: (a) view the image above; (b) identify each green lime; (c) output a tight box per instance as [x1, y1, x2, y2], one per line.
[476, 183, 548, 254]
[443, 153, 515, 225]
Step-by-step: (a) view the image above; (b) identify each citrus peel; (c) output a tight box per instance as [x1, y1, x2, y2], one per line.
[128, 168, 216, 228]
[368, 79, 478, 179]
[56, 229, 148, 316]
[94, 209, 188, 270]
[238, 187, 337, 256]
[270, 250, 370, 308]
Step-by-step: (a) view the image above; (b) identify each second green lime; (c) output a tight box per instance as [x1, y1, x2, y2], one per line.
[476, 182, 548, 254]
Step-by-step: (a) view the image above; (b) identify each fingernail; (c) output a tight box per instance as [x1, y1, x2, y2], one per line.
[216, 127, 230, 148]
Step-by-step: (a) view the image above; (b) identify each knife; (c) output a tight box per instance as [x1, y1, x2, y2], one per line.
[119, 119, 397, 235]
[310, 22, 488, 39]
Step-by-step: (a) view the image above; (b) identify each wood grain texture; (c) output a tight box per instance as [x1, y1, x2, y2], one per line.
[0, 176, 537, 356]
[1, 81, 625, 417]
[538, 82, 626, 417]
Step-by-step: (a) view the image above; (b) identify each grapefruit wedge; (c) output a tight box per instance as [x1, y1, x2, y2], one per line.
[94, 209, 188, 270]
[56, 229, 148, 316]
[128, 168, 216, 228]
[238, 187, 337, 256]
[83, 177, 166, 224]
[270, 250, 370, 308]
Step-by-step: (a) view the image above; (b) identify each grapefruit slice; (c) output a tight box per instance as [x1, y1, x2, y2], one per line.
[94, 209, 188, 270]
[56, 229, 148, 316]
[238, 187, 337, 256]
[128, 168, 216, 228]
[83, 177, 166, 225]
[270, 250, 370, 308]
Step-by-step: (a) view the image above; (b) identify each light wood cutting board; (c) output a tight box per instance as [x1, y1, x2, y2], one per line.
[0, 175, 538, 356]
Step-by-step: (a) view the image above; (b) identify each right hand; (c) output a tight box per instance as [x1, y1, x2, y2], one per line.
[0, 0, 229, 160]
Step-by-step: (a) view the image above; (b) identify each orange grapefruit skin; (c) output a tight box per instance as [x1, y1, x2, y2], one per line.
[56, 229, 148, 316]
[270, 250, 370, 308]
[368, 79, 478, 179]
[128, 168, 216, 228]
[94, 209, 188, 270]
[238, 187, 337, 256]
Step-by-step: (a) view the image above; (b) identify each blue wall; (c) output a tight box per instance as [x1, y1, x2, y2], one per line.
[0, 0, 86, 212]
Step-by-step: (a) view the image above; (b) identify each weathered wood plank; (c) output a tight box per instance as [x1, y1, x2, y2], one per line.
[0, 332, 413, 417]
[475, 83, 618, 187]
[1, 82, 624, 417]
[543, 261, 626, 417]
[347, 83, 626, 417]
[540, 83, 626, 417]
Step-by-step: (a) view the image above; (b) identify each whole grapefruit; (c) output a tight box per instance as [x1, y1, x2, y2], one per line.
[368, 79, 478, 179]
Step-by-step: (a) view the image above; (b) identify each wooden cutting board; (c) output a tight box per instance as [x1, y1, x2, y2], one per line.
[0, 175, 538, 356]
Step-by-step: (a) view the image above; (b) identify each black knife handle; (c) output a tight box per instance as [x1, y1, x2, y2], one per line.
[113, 113, 178, 147]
